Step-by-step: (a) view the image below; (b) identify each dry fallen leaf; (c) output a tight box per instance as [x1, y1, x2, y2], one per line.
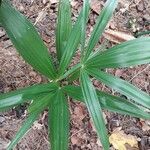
[33, 121, 43, 130]
[71, 135, 79, 145]
[118, 0, 130, 13]
[103, 29, 135, 44]
[0, 138, 10, 150]
[115, 69, 124, 77]
[34, 2, 52, 25]
[74, 106, 85, 121]
[90, 0, 102, 14]
[109, 130, 138, 150]
[70, 1, 78, 7]
[96, 139, 102, 147]
[50, 0, 58, 4]
[141, 120, 150, 131]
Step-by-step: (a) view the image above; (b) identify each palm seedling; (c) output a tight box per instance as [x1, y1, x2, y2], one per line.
[0, 0, 150, 149]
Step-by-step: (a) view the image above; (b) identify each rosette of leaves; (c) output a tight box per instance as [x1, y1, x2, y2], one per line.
[0, 0, 150, 150]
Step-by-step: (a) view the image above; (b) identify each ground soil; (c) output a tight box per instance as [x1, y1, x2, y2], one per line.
[0, 0, 150, 150]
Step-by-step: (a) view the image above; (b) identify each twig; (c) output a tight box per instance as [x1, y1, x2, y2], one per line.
[70, 129, 84, 138]
[34, 2, 51, 25]
[129, 64, 150, 82]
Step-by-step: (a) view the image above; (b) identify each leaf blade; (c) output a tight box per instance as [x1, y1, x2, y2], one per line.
[80, 71, 109, 150]
[0, 0, 56, 79]
[80, 0, 90, 60]
[83, 0, 118, 61]
[63, 85, 150, 119]
[58, 5, 90, 75]
[56, 0, 72, 61]
[7, 94, 53, 150]
[0, 83, 58, 110]
[48, 90, 69, 150]
[87, 68, 150, 109]
[86, 37, 150, 68]
[7, 112, 39, 150]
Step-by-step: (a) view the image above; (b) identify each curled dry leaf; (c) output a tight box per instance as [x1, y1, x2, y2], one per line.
[103, 29, 135, 44]
[109, 130, 138, 150]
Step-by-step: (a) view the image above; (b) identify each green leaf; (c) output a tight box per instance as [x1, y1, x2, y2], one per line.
[87, 68, 150, 109]
[83, 0, 118, 61]
[0, 0, 56, 79]
[80, 0, 90, 59]
[7, 112, 39, 150]
[86, 38, 150, 68]
[48, 89, 69, 150]
[0, 83, 58, 110]
[63, 85, 83, 101]
[63, 85, 150, 119]
[58, 63, 81, 81]
[96, 92, 150, 119]
[28, 92, 56, 113]
[80, 71, 109, 150]
[56, 0, 72, 61]
[0, 95, 23, 112]
[7, 94, 53, 150]
[58, 6, 89, 75]
[68, 68, 80, 83]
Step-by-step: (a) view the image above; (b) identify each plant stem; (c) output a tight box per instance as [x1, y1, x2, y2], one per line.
[58, 63, 81, 81]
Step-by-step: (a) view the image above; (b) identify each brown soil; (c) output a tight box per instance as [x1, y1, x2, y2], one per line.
[0, 0, 150, 150]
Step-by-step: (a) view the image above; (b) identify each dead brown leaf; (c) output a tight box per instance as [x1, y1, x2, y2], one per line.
[0, 138, 10, 150]
[70, 1, 78, 7]
[90, 0, 102, 14]
[71, 135, 80, 145]
[103, 29, 135, 44]
[74, 106, 85, 121]
[50, 0, 58, 4]
[141, 120, 150, 131]
[109, 130, 138, 150]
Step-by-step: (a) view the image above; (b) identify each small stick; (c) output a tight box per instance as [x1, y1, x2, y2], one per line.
[129, 64, 150, 82]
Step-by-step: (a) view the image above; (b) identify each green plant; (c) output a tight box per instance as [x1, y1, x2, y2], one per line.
[0, 0, 150, 149]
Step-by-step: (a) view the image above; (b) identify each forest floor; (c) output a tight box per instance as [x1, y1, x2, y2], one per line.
[0, 0, 150, 149]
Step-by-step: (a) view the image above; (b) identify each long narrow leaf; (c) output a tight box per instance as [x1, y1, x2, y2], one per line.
[83, 0, 118, 61]
[48, 89, 69, 150]
[58, 63, 81, 81]
[7, 94, 53, 150]
[58, 6, 89, 75]
[63, 85, 150, 119]
[7, 112, 39, 150]
[0, 83, 58, 110]
[80, 71, 109, 150]
[56, 0, 72, 61]
[28, 92, 56, 113]
[80, 0, 90, 59]
[86, 37, 150, 68]
[87, 68, 150, 109]
[0, 0, 56, 79]
[68, 68, 80, 83]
